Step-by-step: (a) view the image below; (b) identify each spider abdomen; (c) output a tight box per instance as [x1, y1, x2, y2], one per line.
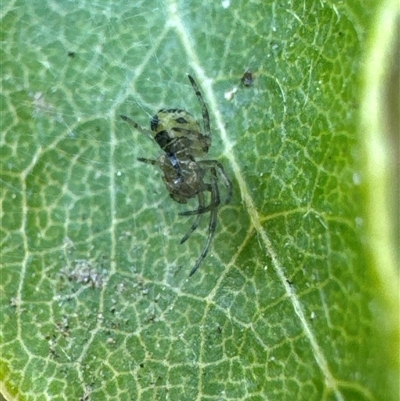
[151, 109, 211, 157]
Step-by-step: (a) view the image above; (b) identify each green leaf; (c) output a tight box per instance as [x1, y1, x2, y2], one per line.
[1, 1, 398, 400]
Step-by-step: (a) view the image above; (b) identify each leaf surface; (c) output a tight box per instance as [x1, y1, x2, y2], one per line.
[0, 1, 397, 400]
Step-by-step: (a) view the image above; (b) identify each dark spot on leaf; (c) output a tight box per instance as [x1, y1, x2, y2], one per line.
[241, 70, 254, 87]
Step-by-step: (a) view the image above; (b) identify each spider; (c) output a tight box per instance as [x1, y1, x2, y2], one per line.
[121, 75, 232, 276]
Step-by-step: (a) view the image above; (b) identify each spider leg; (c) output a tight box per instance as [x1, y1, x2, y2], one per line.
[179, 202, 217, 216]
[187, 75, 211, 137]
[198, 160, 233, 204]
[189, 167, 220, 276]
[137, 157, 158, 166]
[180, 190, 205, 244]
[121, 115, 155, 142]
[179, 183, 219, 216]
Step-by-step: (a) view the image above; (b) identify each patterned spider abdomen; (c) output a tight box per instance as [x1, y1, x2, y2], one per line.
[151, 109, 211, 157]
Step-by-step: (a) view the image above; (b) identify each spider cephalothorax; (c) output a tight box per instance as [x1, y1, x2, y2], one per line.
[121, 75, 232, 276]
